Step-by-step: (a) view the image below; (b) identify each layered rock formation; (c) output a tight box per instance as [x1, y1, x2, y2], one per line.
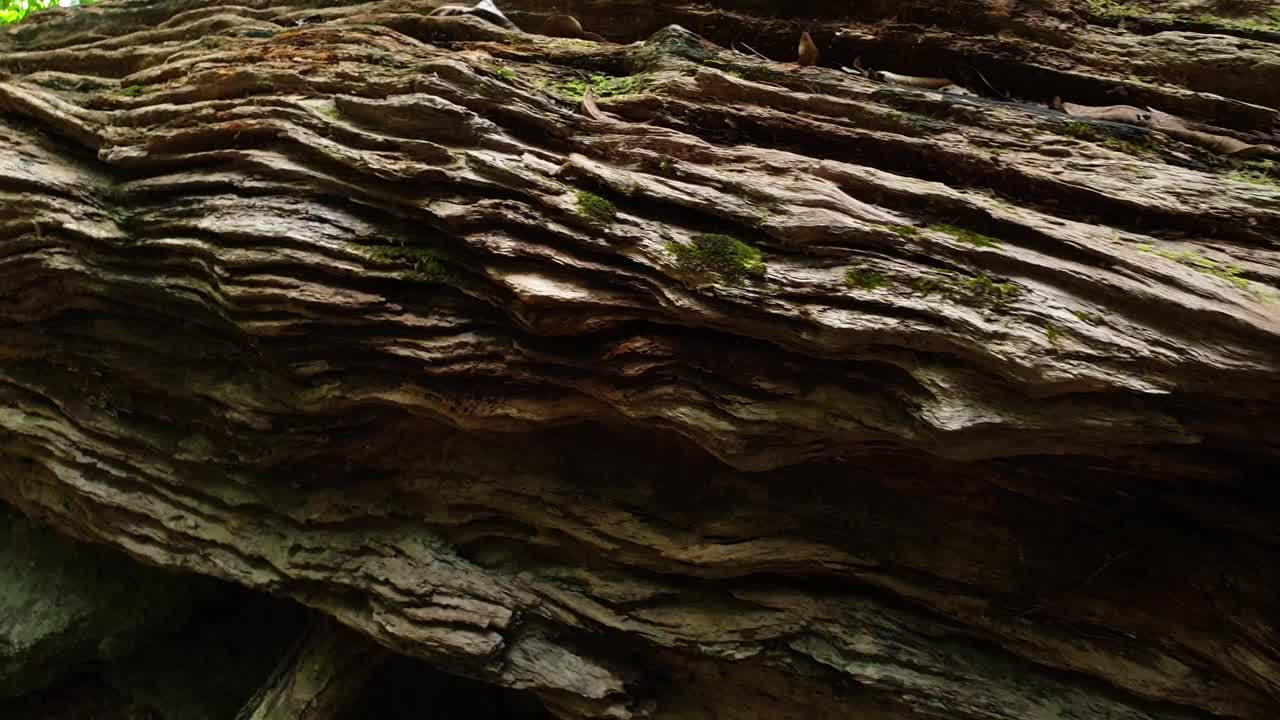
[1, 0, 1277, 718]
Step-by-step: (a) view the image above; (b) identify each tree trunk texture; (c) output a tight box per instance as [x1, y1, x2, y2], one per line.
[1, 0, 1278, 718]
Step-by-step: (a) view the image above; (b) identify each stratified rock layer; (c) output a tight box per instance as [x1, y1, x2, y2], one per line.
[1, 1, 1278, 718]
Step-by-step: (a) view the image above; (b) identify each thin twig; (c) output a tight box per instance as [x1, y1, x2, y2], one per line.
[737, 41, 769, 61]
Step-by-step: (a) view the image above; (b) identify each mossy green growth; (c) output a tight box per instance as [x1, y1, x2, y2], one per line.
[1200, 9, 1280, 31]
[575, 191, 617, 223]
[885, 224, 921, 238]
[364, 245, 461, 285]
[1088, 0, 1145, 19]
[1072, 310, 1104, 325]
[544, 73, 650, 102]
[1062, 122, 1154, 156]
[911, 271, 1022, 308]
[494, 66, 518, 81]
[844, 268, 889, 290]
[116, 85, 149, 97]
[1137, 244, 1250, 290]
[1229, 160, 1280, 188]
[929, 223, 1000, 249]
[1064, 122, 1104, 141]
[666, 234, 765, 285]
[958, 274, 1022, 305]
[1045, 323, 1064, 346]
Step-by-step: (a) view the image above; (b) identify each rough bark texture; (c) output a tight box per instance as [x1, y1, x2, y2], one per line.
[1, 0, 1278, 718]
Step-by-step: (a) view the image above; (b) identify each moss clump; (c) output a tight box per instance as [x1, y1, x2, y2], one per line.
[116, 85, 149, 97]
[1062, 122, 1154, 156]
[1064, 122, 1105, 141]
[666, 234, 765, 285]
[1199, 10, 1280, 31]
[1102, 137, 1155, 156]
[575, 191, 617, 223]
[364, 245, 461, 285]
[1045, 323, 1064, 346]
[844, 268, 888, 290]
[1072, 310, 1104, 325]
[1229, 160, 1280, 188]
[544, 73, 650, 102]
[1088, 0, 1145, 19]
[885, 224, 921, 238]
[493, 66, 518, 81]
[929, 223, 1000, 249]
[910, 271, 1022, 308]
[1228, 169, 1280, 187]
[958, 274, 1022, 306]
[1137, 244, 1250, 290]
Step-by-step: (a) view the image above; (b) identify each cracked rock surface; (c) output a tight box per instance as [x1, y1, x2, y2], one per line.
[1, 0, 1278, 718]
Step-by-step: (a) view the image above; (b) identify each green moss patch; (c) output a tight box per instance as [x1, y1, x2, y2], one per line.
[1045, 323, 1064, 346]
[1229, 160, 1280, 188]
[1062, 122, 1154, 156]
[911, 271, 1022, 308]
[1197, 10, 1280, 32]
[846, 266, 1022, 309]
[1091, 1, 1279, 32]
[666, 234, 765, 285]
[544, 73, 650, 102]
[575, 191, 617, 223]
[116, 85, 150, 97]
[883, 224, 921, 239]
[929, 223, 1000, 248]
[1137, 244, 1249, 290]
[363, 245, 462, 285]
[844, 268, 888, 290]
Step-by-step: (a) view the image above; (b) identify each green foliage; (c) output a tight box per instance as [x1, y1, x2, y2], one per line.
[929, 223, 1000, 248]
[1137, 244, 1250, 289]
[2, 0, 97, 25]
[844, 268, 888, 290]
[116, 85, 150, 97]
[492, 66, 518, 81]
[544, 73, 650, 102]
[575, 191, 617, 223]
[666, 234, 765, 285]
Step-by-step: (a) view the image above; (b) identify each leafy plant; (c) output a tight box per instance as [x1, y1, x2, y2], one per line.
[2, 0, 97, 25]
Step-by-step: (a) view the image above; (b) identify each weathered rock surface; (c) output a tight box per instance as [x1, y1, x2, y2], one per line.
[0, 505, 206, 699]
[1, 0, 1278, 718]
